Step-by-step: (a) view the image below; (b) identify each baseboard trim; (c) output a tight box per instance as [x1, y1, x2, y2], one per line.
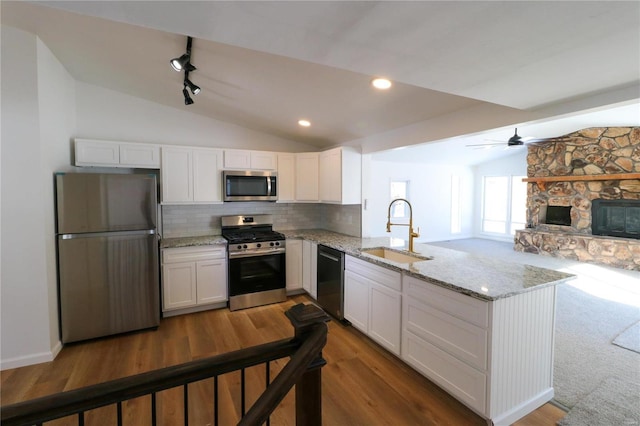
[1, 340, 62, 370]
[490, 388, 554, 426]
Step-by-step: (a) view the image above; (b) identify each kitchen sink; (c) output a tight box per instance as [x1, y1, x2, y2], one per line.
[360, 247, 432, 264]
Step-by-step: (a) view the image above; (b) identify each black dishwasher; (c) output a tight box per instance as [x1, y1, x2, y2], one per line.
[316, 245, 345, 320]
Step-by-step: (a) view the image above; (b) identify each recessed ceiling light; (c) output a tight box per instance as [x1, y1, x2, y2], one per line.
[298, 119, 311, 127]
[372, 78, 392, 90]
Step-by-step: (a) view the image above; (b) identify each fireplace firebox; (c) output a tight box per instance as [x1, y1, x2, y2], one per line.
[541, 205, 572, 226]
[591, 199, 640, 239]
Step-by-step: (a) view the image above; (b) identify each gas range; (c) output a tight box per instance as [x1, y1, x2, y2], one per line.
[221, 215, 286, 257]
[221, 215, 287, 311]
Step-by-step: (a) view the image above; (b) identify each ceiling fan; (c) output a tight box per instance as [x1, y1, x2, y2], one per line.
[466, 128, 555, 149]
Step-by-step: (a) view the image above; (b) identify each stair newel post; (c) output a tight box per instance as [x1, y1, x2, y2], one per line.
[285, 304, 330, 426]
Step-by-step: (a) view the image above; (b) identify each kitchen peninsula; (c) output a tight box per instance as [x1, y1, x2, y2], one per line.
[284, 229, 574, 426]
[161, 229, 574, 425]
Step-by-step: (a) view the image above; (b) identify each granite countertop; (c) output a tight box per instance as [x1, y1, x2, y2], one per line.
[160, 229, 575, 301]
[160, 235, 227, 249]
[282, 229, 575, 301]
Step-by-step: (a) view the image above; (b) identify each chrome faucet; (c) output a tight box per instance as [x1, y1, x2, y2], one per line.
[386, 198, 420, 252]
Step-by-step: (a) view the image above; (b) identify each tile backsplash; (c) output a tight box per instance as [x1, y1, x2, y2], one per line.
[162, 203, 361, 238]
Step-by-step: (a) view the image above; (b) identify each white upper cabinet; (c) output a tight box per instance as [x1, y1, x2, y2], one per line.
[193, 148, 224, 202]
[224, 149, 277, 170]
[319, 147, 361, 204]
[75, 139, 160, 168]
[161, 146, 223, 204]
[295, 152, 319, 202]
[277, 153, 296, 202]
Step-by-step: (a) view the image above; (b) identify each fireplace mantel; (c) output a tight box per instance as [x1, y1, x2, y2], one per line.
[523, 173, 640, 190]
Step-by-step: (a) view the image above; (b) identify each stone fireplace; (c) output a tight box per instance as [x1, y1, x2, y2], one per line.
[514, 126, 640, 270]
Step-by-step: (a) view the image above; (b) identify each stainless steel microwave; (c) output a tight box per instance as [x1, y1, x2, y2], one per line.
[223, 170, 277, 202]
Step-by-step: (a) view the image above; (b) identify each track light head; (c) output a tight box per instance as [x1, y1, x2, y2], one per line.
[183, 86, 194, 105]
[170, 53, 190, 72]
[185, 78, 201, 95]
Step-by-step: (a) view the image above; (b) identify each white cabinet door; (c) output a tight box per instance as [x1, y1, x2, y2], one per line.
[295, 153, 319, 201]
[310, 242, 318, 299]
[286, 239, 303, 291]
[277, 153, 296, 202]
[75, 139, 160, 168]
[75, 139, 120, 166]
[196, 259, 227, 304]
[193, 148, 223, 202]
[162, 262, 197, 310]
[224, 149, 277, 170]
[250, 151, 277, 170]
[224, 150, 251, 169]
[369, 281, 402, 355]
[344, 270, 370, 332]
[302, 240, 312, 293]
[319, 148, 341, 202]
[161, 147, 193, 203]
[120, 143, 160, 168]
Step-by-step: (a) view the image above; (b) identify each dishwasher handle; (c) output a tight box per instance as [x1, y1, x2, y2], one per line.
[319, 251, 341, 262]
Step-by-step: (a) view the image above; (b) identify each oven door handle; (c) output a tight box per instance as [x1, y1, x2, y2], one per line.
[229, 248, 285, 259]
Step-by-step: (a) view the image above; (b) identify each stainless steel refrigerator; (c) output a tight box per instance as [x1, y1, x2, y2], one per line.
[55, 172, 160, 343]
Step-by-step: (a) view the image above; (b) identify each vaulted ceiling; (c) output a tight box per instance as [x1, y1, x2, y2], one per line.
[3, 1, 639, 162]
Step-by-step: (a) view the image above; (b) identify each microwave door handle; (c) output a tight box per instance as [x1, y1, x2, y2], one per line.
[267, 176, 272, 195]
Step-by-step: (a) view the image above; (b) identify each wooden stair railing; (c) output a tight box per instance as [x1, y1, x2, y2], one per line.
[1, 303, 330, 426]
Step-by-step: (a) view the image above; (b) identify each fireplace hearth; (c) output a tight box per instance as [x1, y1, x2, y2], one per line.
[592, 199, 640, 239]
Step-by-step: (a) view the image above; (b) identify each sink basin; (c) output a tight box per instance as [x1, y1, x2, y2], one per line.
[361, 248, 432, 264]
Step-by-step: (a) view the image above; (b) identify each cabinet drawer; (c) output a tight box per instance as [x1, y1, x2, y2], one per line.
[403, 331, 486, 414]
[404, 275, 488, 328]
[346, 255, 401, 291]
[405, 298, 487, 370]
[162, 246, 226, 263]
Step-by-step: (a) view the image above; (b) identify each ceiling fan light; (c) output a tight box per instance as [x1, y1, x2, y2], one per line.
[170, 53, 190, 72]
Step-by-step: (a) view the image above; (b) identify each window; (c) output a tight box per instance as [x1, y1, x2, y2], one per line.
[390, 180, 409, 218]
[482, 175, 526, 236]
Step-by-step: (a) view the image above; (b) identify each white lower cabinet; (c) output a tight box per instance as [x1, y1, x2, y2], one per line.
[285, 239, 303, 292]
[302, 240, 317, 298]
[344, 255, 401, 355]
[402, 274, 489, 414]
[401, 275, 557, 425]
[162, 245, 227, 315]
[344, 270, 369, 331]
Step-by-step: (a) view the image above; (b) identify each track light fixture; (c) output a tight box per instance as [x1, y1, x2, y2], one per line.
[184, 75, 201, 96]
[171, 36, 201, 104]
[182, 86, 194, 105]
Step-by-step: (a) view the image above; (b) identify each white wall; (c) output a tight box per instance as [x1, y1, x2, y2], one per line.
[75, 83, 316, 152]
[0, 25, 319, 370]
[37, 37, 78, 353]
[472, 149, 528, 241]
[363, 158, 474, 243]
[1, 26, 75, 369]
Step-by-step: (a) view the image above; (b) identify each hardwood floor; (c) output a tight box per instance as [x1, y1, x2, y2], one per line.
[1, 295, 566, 425]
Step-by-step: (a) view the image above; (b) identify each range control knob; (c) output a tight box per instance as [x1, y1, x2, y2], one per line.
[269, 242, 275, 247]
[243, 244, 248, 249]
[275, 242, 280, 246]
[257, 243, 262, 248]
[237, 245, 242, 250]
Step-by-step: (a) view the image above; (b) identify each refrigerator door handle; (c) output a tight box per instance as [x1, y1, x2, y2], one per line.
[60, 229, 156, 239]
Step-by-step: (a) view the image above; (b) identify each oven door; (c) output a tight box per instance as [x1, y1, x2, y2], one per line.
[228, 252, 285, 298]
